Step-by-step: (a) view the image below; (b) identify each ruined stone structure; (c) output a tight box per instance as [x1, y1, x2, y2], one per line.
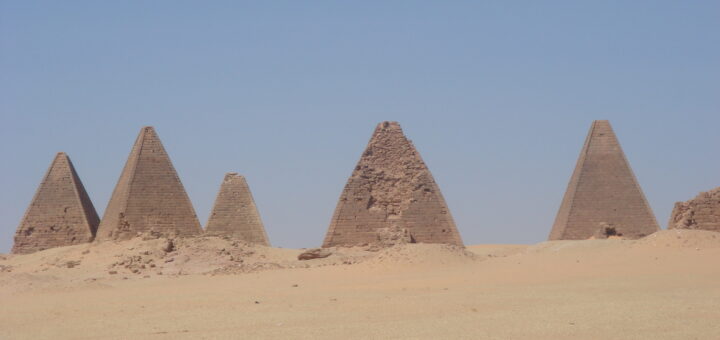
[205, 173, 270, 245]
[549, 120, 659, 240]
[668, 187, 720, 231]
[322, 121, 463, 247]
[12, 153, 100, 254]
[96, 126, 202, 240]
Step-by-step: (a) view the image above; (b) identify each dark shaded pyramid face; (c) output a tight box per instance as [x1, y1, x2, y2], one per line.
[12, 153, 99, 254]
[205, 173, 270, 245]
[96, 127, 201, 241]
[549, 120, 659, 240]
[323, 121, 463, 247]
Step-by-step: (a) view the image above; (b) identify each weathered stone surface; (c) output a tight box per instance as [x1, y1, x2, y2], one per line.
[12, 152, 100, 254]
[322, 121, 463, 247]
[205, 173, 270, 245]
[669, 187, 720, 232]
[298, 248, 332, 260]
[96, 126, 201, 241]
[549, 120, 659, 240]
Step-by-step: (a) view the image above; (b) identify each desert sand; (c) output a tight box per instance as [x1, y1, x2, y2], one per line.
[1, 230, 720, 339]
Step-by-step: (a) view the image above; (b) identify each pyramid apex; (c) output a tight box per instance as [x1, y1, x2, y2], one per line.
[53, 152, 70, 162]
[224, 172, 244, 180]
[376, 121, 402, 130]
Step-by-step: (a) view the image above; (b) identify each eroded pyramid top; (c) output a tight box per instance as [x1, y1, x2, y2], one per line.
[96, 126, 201, 240]
[323, 121, 463, 247]
[12, 152, 100, 254]
[548, 120, 659, 240]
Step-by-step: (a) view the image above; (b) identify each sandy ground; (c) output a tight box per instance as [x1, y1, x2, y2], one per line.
[1, 230, 720, 339]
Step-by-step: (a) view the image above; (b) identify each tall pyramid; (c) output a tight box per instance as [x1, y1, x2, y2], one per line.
[549, 120, 659, 240]
[96, 126, 202, 240]
[205, 173, 270, 245]
[12, 152, 100, 254]
[323, 121, 463, 247]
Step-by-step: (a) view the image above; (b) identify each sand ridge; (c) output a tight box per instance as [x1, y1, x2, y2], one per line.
[1, 230, 720, 339]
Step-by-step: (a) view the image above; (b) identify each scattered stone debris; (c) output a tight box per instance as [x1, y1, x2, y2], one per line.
[298, 248, 332, 260]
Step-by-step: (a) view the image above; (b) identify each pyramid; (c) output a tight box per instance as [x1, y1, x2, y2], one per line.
[96, 126, 202, 240]
[205, 173, 270, 245]
[323, 121, 463, 247]
[12, 152, 100, 254]
[549, 120, 659, 240]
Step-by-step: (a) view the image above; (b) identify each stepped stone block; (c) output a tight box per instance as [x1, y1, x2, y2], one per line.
[205, 173, 270, 245]
[96, 126, 201, 240]
[669, 187, 720, 232]
[549, 120, 659, 240]
[12, 152, 100, 254]
[323, 121, 463, 247]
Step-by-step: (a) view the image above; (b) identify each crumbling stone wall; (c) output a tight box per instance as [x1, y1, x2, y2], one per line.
[549, 120, 659, 240]
[12, 153, 99, 254]
[205, 173, 270, 245]
[96, 126, 202, 241]
[669, 187, 720, 231]
[323, 121, 463, 247]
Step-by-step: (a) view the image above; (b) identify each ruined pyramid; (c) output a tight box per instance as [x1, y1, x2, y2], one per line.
[12, 152, 100, 254]
[205, 173, 270, 245]
[668, 187, 720, 232]
[96, 126, 202, 240]
[549, 120, 659, 240]
[323, 121, 463, 247]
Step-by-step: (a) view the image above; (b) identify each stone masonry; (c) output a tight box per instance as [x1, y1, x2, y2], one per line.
[549, 120, 659, 240]
[668, 187, 720, 232]
[322, 121, 463, 247]
[12, 152, 100, 254]
[205, 173, 270, 245]
[96, 126, 202, 240]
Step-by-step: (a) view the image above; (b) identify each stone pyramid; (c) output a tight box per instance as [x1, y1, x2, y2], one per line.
[96, 126, 202, 240]
[205, 173, 270, 245]
[12, 152, 100, 254]
[323, 121, 463, 247]
[549, 120, 659, 240]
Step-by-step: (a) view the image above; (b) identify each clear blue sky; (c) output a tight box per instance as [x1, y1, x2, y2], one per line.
[1, 1, 718, 252]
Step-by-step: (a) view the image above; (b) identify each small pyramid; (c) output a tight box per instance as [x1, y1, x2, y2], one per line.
[549, 120, 659, 240]
[96, 127, 201, 240]
[12, 153, 100, 254]
[205, 173, 270, 245]
[323, 121, 463, 247]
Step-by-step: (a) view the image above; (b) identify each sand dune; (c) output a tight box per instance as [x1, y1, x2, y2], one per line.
[1, 230, 720, 339]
